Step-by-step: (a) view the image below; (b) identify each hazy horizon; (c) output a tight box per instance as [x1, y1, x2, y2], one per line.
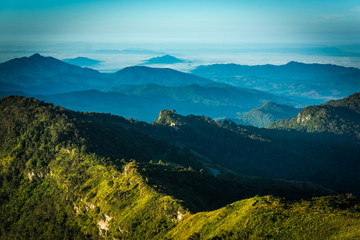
[1, 43, 360, 73]
[1, 0, 360, 70]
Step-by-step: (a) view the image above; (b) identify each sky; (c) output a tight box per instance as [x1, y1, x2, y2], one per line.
[1, 0, 360, 49]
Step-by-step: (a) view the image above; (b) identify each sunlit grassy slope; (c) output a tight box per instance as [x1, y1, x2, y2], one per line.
[167, 195, 360, 240]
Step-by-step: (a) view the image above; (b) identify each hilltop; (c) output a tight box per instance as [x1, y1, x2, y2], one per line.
[142, 54, 186, 64]
[269, 92, 360, 139]
[235, 101, 301, 128]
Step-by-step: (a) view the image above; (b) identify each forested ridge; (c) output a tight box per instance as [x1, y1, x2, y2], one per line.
[1, 96, 360, 239]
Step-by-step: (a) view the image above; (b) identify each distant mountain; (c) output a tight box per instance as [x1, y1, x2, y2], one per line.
[0, 54, 212, 95]
[234, 101, 301, 128]
[36, 83, 294, 122]
[110, 66, 213, 86]
[269, 92, 360, 139]
[191, 62, 360, 104]
[192, 61, 359, 80]
[0, 53, 107, 94]
[142, 55, 186, 64]
[63, 57, 102, 67]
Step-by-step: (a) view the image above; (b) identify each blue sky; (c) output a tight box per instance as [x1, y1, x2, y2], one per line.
[1, 0, 360, 47]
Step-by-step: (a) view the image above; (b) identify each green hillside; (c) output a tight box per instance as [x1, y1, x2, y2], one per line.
[167, 195, 360, 240]
[1, 96, 360, 239]
[0, 96, 194, 239]
[269, 92, 360, 139]
[235, 101, 301, 128]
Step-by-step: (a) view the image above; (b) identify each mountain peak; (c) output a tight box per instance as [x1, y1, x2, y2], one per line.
[143, 54, 186, 64]
[257, 101, 276, 109]
[156, 109, 181, 125]
[286, 61, 302, 65]
[256, 101, 295, 112]
[29, 53, 43, 59]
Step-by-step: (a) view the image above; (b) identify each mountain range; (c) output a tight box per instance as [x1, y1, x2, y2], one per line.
[0, 54, 299, 121]
[143, 105, 360, 196]
[0, 54, 211, 94]
[1, 95, 359, 239]
[2, 54, 360, 106]
[0, 54, 214, 93]
[191, 61, 360, 104]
